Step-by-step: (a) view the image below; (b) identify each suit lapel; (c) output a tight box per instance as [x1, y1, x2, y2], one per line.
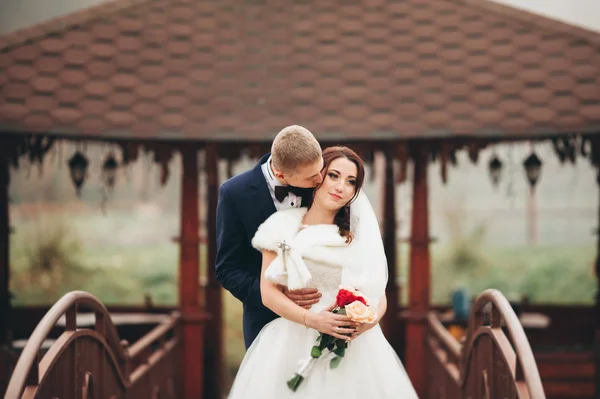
[250, 154, 277, 223]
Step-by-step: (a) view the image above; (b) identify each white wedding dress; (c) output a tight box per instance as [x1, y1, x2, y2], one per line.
[228, 204, 418, 399]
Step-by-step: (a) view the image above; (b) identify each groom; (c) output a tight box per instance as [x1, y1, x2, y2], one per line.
[215, 125, 324, 348]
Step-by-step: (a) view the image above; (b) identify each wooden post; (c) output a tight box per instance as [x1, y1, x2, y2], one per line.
[0, 143, 10, 396]
[405, 145, 430, 397]
[381, 151, 401, 355]
[178, 147, 205, 399]
[204, 145, 224, 399]
[527, 189, 538, 245]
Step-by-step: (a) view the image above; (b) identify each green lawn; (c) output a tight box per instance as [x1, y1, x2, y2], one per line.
[429, 242, 596, 304]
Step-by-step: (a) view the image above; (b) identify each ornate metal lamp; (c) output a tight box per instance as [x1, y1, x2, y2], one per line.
[523, 152, 542, 189]
[488, 155, 503, 187]
[68, 152, 89, 195]
[102, 153, 118, 189]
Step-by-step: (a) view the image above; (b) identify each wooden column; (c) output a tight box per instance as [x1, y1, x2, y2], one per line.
[0, 145, 10, 396]
[178, 147, 205, 399]
[405, 146, 430, 397]
[527, 189, 538, 245]
[380, 151, 401, 354]
[204, 146, 224, 399]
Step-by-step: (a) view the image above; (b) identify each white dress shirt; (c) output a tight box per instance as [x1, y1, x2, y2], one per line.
[261, 156, 303, 211]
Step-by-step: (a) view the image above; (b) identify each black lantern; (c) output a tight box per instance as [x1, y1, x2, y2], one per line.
[68, 152, 89, 195]
[523, 152, 542, 189]
[488, 155, 503, 187]
[102, 153, 119, 189]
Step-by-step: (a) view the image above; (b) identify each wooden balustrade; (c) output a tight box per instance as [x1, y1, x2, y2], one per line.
[536, 351, 597, 399]
[427, 312, 462, 399]
[427, 289, 546, 399]
[4, 291, 181, 399]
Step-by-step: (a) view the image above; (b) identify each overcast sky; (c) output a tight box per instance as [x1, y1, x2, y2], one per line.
[0, 0, 598, 35]
[490, 0, 600, 31]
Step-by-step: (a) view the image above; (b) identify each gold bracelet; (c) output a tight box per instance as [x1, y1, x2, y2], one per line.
[302, 309, 308, 329]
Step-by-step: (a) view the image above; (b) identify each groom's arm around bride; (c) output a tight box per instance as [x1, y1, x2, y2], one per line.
[215, 125, 325, 348]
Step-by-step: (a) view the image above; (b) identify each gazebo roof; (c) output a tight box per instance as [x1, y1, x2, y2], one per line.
[0, 0, 599, 142]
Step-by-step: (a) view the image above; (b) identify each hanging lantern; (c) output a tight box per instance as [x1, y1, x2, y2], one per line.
[488, 155, 503, 187]
[449, 151, 457, 166]
[523, 152, 542, 189]
[102, 153, 119, 189]
[68, 151, 89, 195]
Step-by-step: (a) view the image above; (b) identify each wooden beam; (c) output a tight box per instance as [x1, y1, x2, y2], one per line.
[204, 145, 224, 399]
[405, 145, 431, 398]
[178, 147, 205, 399]
[380, 151, 401, 355]
[0, 145, 10, 397]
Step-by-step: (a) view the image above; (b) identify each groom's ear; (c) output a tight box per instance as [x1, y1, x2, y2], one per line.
[273, 168, 287, 182]
[272, 168, 283, 179]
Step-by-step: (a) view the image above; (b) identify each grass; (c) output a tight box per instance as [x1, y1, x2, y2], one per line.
[429, 243, 596, 304]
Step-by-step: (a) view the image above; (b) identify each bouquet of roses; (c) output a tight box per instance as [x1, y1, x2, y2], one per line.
[287, 285, 377, 392]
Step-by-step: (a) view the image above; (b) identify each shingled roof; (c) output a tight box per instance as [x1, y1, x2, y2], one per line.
[0, 0, 599, 142]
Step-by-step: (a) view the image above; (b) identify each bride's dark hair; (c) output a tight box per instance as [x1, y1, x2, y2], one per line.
[308, 146, 365, 243]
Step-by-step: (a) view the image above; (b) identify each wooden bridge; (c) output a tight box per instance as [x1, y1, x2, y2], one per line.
[4, 291, 180, 399]
[3, 289, 553, 399]
[427, 289, 545, 399]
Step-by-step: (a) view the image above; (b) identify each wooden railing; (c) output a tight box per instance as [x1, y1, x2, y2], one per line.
[4, 291, 181, 399]
[536, 351, 597, 399]
[427, 289, 546, 399]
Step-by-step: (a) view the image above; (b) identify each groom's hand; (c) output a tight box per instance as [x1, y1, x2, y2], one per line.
[283, 287, 322, 309]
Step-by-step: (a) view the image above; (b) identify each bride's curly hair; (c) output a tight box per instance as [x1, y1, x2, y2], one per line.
[308, 146, 365, 243]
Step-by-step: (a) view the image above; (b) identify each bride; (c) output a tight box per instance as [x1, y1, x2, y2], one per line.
[228, 146, 418, 398]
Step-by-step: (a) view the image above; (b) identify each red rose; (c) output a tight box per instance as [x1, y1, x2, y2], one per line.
[336, 289, 354, 307]
[336, 289, 367, 307]
[353, 295, 367, 306]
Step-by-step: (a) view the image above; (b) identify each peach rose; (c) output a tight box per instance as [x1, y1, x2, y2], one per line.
[345, 301, 377, 324]
[366, 306, 377, 323]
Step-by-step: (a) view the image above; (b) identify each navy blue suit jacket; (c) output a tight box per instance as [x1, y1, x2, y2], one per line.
[215, 154, 309, 348]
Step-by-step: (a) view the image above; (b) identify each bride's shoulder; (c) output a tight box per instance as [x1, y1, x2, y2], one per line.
[251, 207, 307, 251]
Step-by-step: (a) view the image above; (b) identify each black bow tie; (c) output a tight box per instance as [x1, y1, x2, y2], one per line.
[274, 185, 313, 202]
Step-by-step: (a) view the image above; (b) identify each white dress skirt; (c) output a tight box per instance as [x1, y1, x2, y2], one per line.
[228, 314, 419, 398]
[228, 265, 418, 398]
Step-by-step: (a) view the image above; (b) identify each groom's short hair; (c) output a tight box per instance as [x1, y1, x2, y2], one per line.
[271, 125, 322, 174]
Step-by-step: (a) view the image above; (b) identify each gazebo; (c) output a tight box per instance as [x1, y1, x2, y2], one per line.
[1, 0, 599, 397]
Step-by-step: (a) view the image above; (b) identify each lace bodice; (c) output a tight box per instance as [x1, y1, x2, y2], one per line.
[302, 258, 343, 313]
[303, 259, 343, 294]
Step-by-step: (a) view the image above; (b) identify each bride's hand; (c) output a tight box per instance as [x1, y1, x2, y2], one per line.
[305, 302, 358, 341]
[350, 321, 376, 340]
